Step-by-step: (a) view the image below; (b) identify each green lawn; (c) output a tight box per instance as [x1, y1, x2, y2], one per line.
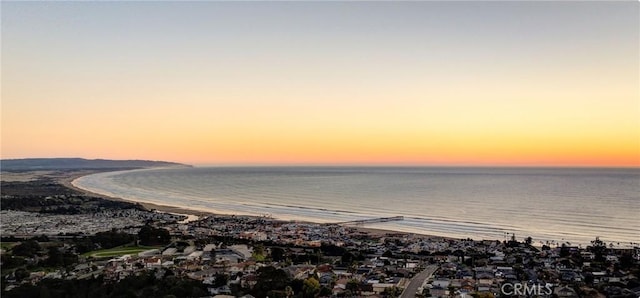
[0, 242, 17, 250]
[83, 246, 162, 258]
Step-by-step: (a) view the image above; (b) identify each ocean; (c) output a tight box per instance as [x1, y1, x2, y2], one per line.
[72, 167, 639, 246]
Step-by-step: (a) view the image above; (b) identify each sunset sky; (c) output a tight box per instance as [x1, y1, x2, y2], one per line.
[2, 2, 638, 166]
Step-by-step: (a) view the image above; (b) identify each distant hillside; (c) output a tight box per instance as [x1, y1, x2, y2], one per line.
[0, 158, 190, 171]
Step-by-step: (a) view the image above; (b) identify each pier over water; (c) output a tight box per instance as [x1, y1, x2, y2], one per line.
[327, 216, 404, 226]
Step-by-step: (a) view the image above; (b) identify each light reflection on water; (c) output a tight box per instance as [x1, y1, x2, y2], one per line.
[73, 167, 640, 246]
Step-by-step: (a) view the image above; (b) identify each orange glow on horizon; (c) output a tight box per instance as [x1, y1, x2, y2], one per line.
[1, 2, 638, 167]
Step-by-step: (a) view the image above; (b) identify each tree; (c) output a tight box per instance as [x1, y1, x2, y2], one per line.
[589, 237, 607, 262]
[617, 252, 635, 270]
[138, 225, 170, 246]
[285, 285, 294, 298]
[46, 246, 63, 267]
[213, 273, 229, 288]
[383, 286, 401, 297]
[1, 254, 26, 269]
[73, 237, 96, 254]
[271, 247, 286, 262]
[253, 243, 265, 256]
[341, 251, 354, 265]
[291, 279, 304, 295]
[319, 286, 332, 297]
[346, 279, 359, 295]
[584, 273, 594, 285]
[448, 285, 456, 298]
[14, 268, 30, 281]
[560, 244, 570, 258]
[525, 237, 533, 245]
[253, 243, 266, 261]
[253, 266, 292, 297]
[44, 247, 77, 267]
[303, 277, 321, 298]
[453, 249, 465, 262]
[92, 230, 135, 249]
[11, 240, 41, 257]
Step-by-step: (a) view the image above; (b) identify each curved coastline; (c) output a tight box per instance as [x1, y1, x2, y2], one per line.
[70, 167, 216, 218]
[70, 168, 436, 238]
[69, 167, 640, 246]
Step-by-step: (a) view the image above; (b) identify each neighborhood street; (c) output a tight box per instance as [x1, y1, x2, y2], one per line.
[401, 264, 439, 298]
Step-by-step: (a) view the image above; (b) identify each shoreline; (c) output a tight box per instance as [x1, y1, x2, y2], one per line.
[5, 168, 632, 246]
[64, 169, 215, 218]
[66, 169, 455, 240]
[65, 169, 635, 246]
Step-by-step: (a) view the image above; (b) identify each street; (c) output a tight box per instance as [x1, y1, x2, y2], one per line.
[400, 264, 438, 298]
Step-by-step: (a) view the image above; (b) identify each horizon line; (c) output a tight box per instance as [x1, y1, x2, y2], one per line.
[1, 156, 638, 169]
[191, 163, 640, 169]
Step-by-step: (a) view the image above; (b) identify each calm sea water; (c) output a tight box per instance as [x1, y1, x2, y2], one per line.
[73, 167, 639, 246]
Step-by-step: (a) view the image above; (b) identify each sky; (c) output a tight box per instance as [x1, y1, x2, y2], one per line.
[1, 1, 639, 167]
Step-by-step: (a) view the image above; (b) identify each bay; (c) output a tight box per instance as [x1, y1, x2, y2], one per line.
[73, 167, 640, 246]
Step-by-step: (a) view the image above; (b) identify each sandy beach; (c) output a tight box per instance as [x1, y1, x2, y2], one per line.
[62, 170, 213, 217]
[62, 169, 453, 240]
